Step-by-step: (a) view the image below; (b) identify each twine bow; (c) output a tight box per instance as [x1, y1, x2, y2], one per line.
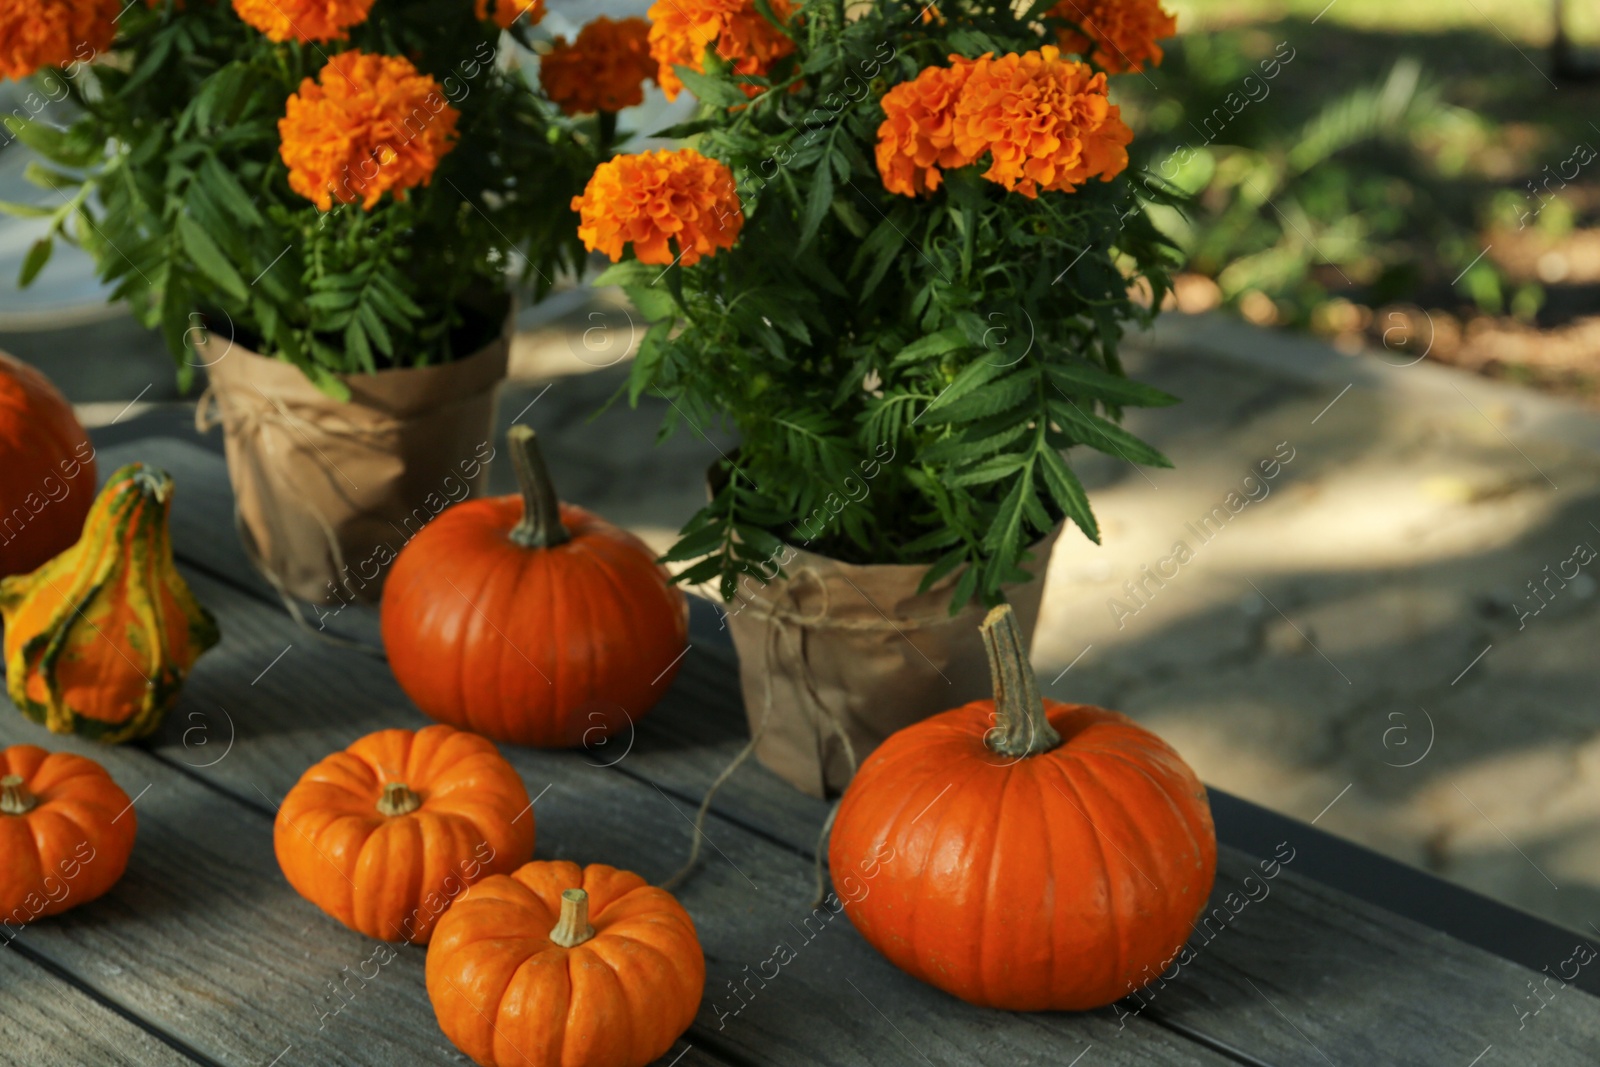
[192, 322, 509, 642]
[664, 566, 875, 904]
[662, 527, 1062, 903]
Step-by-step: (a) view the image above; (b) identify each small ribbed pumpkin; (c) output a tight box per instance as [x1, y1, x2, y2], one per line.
[0, 351, 97, 579]
[0, 464, 219, 743]
[274, 725, 536, 944]
[426, 860, 704, 1067]
[828, 604, 1217, 1011]
[1, 744, 138, 924]
[381, 426, 688, 748]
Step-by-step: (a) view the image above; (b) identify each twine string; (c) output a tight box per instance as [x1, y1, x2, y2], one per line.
[665, 567, 845, 891]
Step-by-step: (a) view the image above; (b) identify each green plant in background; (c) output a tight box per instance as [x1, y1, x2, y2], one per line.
[1, 0, 604, 396]
[583, 0, 1185, 609]
[1120, 27, 1511, 325]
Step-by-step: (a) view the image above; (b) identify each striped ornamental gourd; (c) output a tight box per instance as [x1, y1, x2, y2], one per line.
[0, 464, 219, 743]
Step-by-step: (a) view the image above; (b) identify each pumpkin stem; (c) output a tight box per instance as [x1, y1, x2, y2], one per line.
[376, 781, 422, 817]
[548, 888, 596, 948]
[507, 426, 571, 549]
[981, 604, 1060, 759]
[0, 774, 36, 816]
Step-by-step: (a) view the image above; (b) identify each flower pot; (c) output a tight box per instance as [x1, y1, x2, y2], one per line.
[195, 325, 509, 604]
[723, 525, 1063, 798]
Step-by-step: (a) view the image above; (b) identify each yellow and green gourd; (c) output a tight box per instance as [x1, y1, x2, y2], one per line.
[0, 463, 219, 743]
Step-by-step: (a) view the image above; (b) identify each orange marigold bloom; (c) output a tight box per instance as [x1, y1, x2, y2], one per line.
[542, 17, 657, 115]
[233, 0, 374, 42]
[278, 51, 460, 213]
[874, 57, 975, 198]
[571, 149, 742, 266]
[475, 0, 545, 30]
[1050, 0, 1177, 74]
[0, 0, 117, 80]
[646, 0, 796, 102]
[951, 47, 1132, 199]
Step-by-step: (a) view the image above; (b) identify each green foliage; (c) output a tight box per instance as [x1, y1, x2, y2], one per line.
[1119, 28, 1499, 323]
[2, 0, 600, 389]
[618, 0, 1182, 610]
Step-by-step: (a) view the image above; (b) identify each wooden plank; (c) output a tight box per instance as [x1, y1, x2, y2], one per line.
[151, 570, 1230, 1065]
[114, 436, 1600, 1066]
[631, 647, 1600, 1066]
[0, 946, 197, 1066]
[67, 440, 1232, 1065]
[0, 749, 732, 1067]
[0, 690, 725, 1066]
[583, 656, 1600, 1066]
[630, 659, 1600, 1067]
[0, 715, 500, 1067]
[1157, 851, 1600, 1065]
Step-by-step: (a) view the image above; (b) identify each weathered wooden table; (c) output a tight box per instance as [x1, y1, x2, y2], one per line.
[5, 432, 1599, 1067]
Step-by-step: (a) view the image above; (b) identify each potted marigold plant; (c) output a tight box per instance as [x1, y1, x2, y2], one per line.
[0, 0, 653, 604]
[573, 0, 1184, 795]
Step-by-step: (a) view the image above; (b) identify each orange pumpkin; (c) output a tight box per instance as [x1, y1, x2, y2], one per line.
[0, 744, 137, 926]
[0, 351, 96, 580]
[427, 860, 704, 1067]
[274, 725, 535, 944]
[1, 463, 219, 743]
[381, 426, 688, 748]
[828, 604, 1217, 1011]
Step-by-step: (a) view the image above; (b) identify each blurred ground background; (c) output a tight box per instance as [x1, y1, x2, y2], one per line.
[6, 0, 1600, 937]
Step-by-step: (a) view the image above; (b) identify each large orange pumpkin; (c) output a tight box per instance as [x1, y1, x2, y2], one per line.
[0, 744, 137, 926]
[381, 426, 688, 748]
[1, 464, 219, 743]
[0, 351, 96, 580]
[426, 860, 704, 1067]
[274, 725, 535, 943]
[828, 604, 1216, 1011]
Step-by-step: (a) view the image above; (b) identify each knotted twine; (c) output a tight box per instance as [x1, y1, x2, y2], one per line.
[193, 330, 508, 639]
[664, 526, 1062, 903]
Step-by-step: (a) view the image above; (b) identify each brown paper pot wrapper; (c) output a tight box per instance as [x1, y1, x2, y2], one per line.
[724, 524, 1063, 798]
[195, 330, 508, 604]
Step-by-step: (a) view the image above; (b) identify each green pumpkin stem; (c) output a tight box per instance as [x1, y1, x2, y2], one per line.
[549, 888, 596, 948]
[507, 426, 571, 549]
[1, 774, 36, 815]
[981, 604, 1060, 759]
[376, 781, 422, 817]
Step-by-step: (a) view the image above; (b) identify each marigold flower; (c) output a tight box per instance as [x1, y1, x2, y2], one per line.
[874, 57, 975, 197]
[475, 0, 545, 30]
[1050, 0, 1177, 74]
[278, 51, 460, 213]
[0, 0, 118, 80]
[646, 0, 796, 101]
[571, 149, 742, 266]
[542, 17, 657, 115]
[951, 47, 1132, 198]
[233, 0, 374, 42]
